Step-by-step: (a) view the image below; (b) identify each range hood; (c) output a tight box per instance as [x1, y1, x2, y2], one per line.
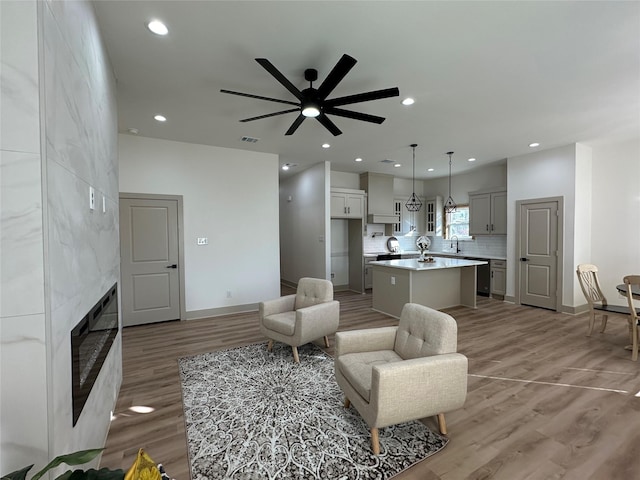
[360, 172, 397, 224]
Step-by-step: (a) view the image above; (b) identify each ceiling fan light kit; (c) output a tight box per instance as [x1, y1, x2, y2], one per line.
[221, 54, 399, 136]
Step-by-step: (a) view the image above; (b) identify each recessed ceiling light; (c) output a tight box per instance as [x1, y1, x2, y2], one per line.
[355, 157, 363, 162]
[282, 165, 289, 171]
[147, 20, 168, 36]
[402, 98, 415, 106]
[154, 114, 166, 122]
[427, 168, 434, 172]
[322, 143, 330, 149]
[394, 163, 401, 168]
[468, 158, 476, 162]
[529, 142, 540, 148]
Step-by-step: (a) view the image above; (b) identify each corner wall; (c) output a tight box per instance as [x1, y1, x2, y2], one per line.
[279, 162, 330, 284]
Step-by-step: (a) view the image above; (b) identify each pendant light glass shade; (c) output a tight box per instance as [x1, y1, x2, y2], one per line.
[405, 144, 422, 212]
[444, 151, 457, 214]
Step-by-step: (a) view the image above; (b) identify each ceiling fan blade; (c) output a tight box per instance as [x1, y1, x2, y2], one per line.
[285, 114, 306, 135]
[221, 89, 299, 106]
[316, 113, 342, 136]
[240, 108, 300, 122]
[256, 58, 304, 101]
[324, 87, 400, 107]
[316, 54, 357, 100]
[324, 107, 386, 124]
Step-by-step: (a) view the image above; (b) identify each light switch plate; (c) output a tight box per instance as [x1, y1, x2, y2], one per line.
[197, 237, 208, 245]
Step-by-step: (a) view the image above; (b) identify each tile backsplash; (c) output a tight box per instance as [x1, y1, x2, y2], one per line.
[363, 225, 506, 258]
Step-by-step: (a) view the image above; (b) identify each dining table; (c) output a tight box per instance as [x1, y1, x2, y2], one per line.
[616, 283, 640, 300]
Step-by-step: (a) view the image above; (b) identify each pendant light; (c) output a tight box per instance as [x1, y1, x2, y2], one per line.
[444, 151, 457, 213]
[405, 144, 422, 213]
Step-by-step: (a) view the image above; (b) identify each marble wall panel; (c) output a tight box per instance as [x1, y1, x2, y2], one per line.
[0, 150, 45, 317]
[45, 157, 120, 313]
[40, 0, 121, 462]
[0, 312, 48, 474]
[0, 0, 40, 154]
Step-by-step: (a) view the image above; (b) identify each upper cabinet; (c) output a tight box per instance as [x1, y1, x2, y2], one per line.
[393, 197, 425, 235]
[330, 188, 365, 219]
[425, 195, 443, 236]
[469, 189, 507, 235]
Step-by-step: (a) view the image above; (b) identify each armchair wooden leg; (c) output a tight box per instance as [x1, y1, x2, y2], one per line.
[370, 428, 380, 455]
[344, 397, 350, 409]
[292, 346, 300, 363]
[324, 335, 330, 348]
[437, 413, 447, 435]
[267, 340, 273, 352]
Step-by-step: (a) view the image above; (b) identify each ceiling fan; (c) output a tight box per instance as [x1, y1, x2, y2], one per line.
[220, 54, 400, 136]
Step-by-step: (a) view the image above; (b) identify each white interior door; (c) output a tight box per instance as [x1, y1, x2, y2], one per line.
[120, 197, 180, 326]
[518, 199, 560, 310]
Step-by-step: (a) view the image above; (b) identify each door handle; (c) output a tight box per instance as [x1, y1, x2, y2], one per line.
[166, 264, 178, 269]
[519, 257, 529, 262]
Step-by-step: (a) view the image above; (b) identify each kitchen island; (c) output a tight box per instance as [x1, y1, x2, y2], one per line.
[370, 257, 489, 318]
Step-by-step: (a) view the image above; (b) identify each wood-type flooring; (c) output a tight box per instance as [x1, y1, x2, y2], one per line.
[101, 289, 640, 479]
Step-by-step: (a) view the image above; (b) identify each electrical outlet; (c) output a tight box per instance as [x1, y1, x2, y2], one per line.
[391, 276, 396, 285]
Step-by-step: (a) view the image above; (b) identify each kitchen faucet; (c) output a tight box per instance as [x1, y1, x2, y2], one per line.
[450, 235, 461, 253]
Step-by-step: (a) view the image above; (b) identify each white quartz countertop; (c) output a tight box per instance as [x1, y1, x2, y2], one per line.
[370, 257, 488, 271]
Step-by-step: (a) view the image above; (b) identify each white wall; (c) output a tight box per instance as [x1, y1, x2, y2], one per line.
[507, 144, 578, 308]
[279, 162, 330, 283]
[1, 0, 121, 472]
[119, 135, 280, 315]
[423, 162, 507, 204]
[590, 137, 640, 305]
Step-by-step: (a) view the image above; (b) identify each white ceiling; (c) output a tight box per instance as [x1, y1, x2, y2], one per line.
[92, 1, 640, 180]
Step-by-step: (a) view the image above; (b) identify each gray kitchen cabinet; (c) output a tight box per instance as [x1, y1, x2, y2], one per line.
[364, 257, 375, 289]
[491, 259, 507, 297]
[331, 188, 364, 219]
[469, 189, 507, 235]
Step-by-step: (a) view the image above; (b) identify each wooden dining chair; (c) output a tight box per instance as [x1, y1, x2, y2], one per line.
[623, 275, 640, 362]
[576, 264, 631, 336]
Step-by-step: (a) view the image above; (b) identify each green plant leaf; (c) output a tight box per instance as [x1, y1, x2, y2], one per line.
[1, 465, 34, 480]
[31, 449, 104, 480]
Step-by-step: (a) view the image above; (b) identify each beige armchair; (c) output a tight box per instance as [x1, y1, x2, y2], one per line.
[259, 277, 339, 363]
[334, 303, 468, 455]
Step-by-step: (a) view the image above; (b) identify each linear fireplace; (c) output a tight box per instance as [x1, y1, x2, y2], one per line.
[71, 283, 118, 426]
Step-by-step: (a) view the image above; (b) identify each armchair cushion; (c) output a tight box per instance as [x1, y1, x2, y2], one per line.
[261, 311, 296, 336]
[394, 303, 457, 359]
[336, 350, 402, 402]
[295, 277, 333, 309]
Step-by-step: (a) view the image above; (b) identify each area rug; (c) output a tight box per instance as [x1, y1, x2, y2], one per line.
[178, 342, 448, 480]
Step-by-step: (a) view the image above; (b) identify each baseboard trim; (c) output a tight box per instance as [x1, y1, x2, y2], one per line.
[562, 303, 590, 315]
[186, 303, 258, 320]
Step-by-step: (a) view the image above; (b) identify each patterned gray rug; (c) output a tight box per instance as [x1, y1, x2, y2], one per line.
[178, 342, 448, 480]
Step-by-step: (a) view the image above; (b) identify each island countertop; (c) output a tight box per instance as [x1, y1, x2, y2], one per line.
[370, 257, 488, 271]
